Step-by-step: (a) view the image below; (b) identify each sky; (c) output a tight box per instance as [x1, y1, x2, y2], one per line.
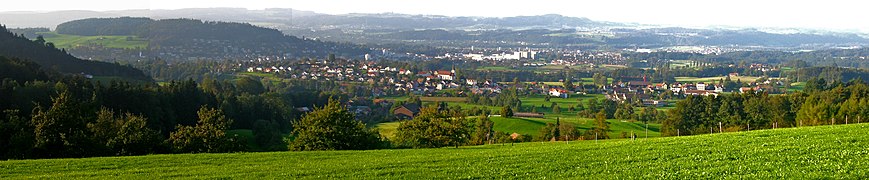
[2, 0, 868, 31]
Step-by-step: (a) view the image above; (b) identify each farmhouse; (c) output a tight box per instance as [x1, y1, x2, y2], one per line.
[740, 87, 762, 94]
[642, 100, 668, 107]
[684, 90, 718, 97]
[393, 104, 421, 120]
[627, 81, 650, 88]
[549, 88, 569, 98]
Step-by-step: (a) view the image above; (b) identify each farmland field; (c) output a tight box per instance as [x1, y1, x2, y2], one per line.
[37, 32, 148, 49]
[477, 66, 519, 72]
[668, 60, 693, 68]
[788, 82, 806, 92]
[376, 116, 661, 140]
[3, 124, 868, 178]
[488, 116, 660, 138]
[376, 93, 651, 140]
[374, 122, 400, 139]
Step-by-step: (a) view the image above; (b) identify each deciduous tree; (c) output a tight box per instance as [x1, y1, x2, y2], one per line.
[289, 99, 383, 151]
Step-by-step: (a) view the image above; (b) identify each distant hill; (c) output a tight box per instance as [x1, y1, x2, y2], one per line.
[0, 10, 121, 29]
[0, 9, 617, 30]
[53, 17, 368, 59]
[0, 25, 150, 80]
[289, 13, 623, 30]
[5, 8, 868, 49]
[7, 27, 49, 39]
[55, 17, 152, 36]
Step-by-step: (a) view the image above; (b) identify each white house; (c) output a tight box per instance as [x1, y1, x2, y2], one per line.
[549, 88, 569, 98]
[466, 79, 478, 85]
[435, 70, 455, 81]
[696, 82, 707, 91]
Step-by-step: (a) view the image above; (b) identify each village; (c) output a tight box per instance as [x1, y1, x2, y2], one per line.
[239, 55, 785, 121]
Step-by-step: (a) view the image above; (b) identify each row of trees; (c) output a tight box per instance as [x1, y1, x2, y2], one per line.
[662, 79, 869, 136]
[1, 89, 243, 159]
[289, 99, 557, 151]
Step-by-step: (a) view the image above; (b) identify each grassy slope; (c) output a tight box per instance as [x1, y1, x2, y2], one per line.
[380, 94, 610, 115]
[489, 116, 661, 138]
[374, 122, 399, 139]
[38, 32, 148, 49]
[377, 116, 661, 140]
[789, 82, 806, 92]
[520, 94, 604, 116]
[376, 94, 661, 139]
[3, 124, 868, 179]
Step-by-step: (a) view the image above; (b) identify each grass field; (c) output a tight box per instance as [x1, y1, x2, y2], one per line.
[38, 32, 148, 49]
[376, 116, 660, 140]
[90, 76, 153, 85]
[374, 122, 400, 139]
[4, 124, 868, 178]
[477, 66, 520, 72]
[489, 116, 660, 138]
[539, 64, 588, 70]
[520, 94, 605, 116]
[236, 72, 277, 78]
[669, 60, 693, 68]
[433, 94, 609, 118]
[578, 77, 614, 84]
[789, 82, 806, 92]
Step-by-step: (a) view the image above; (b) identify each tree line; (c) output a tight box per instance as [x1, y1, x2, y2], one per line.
[0, 55, 357, 159]
[662, 78, 869, 136]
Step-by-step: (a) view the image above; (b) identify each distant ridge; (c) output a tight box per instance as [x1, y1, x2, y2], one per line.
[0, 25, 150, 80]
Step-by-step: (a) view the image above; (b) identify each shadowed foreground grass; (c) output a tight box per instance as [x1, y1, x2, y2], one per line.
[2, 124, 869, 179]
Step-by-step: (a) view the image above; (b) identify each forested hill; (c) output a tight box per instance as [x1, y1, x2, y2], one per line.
[0, 25, 150, 80]
[56, 17, 286, 43]
[55, 17, 368, 58]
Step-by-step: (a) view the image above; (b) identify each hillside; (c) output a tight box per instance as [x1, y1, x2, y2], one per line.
[3, 124, 867, 178]
[52, 17, 368, 60]
[0, 25, 150, 80]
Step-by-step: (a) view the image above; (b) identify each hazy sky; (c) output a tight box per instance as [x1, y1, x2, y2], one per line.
[2, 0, 867, 31]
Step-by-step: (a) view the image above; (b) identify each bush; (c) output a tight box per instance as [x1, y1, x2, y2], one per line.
[167, 106, 244, 153]
[289, 99, 384, 151]
[252, 119, 285, 151]
[395, 107, 472, 148]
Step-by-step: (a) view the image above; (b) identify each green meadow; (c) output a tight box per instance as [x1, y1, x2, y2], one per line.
[3, 124, 867, 179]
[38, 32, 148, 49]
[377, 116, 660, 140]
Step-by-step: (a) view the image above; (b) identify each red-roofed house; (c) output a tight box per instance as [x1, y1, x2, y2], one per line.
[435, 70, 455, 80]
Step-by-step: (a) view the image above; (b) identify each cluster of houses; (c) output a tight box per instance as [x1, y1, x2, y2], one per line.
[602, 76, 770, 107]
[244, 59, 784, 117]
[241, 59, 513, 96]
